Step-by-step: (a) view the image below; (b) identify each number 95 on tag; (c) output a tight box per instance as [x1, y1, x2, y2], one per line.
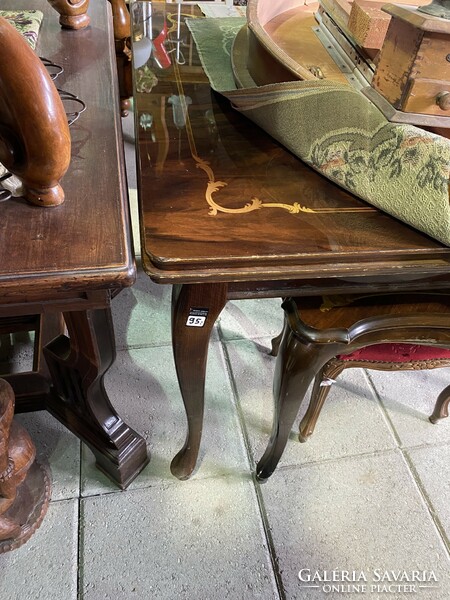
[186, 308, 209, 328]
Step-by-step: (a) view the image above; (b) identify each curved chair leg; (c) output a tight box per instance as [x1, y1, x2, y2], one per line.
[429, 384, 450, 424]
[299, 360, 346, 442]
[256, 322, 340, 481]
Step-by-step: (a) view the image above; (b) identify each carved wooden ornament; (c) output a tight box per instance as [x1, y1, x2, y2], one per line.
[47, 0, 90, 30]
[0, 16, 71, 206]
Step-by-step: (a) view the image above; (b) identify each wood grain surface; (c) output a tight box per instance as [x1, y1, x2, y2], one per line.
[0, 0, 134, 298]
[134, 8, 450, 284]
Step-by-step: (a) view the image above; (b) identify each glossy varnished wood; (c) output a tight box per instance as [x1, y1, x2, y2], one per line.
[136, 34, 450, 280]
[258, 293, 450, 480]
[0, 0, 133, 297]
[108, 0, 133, 116]
[0, 379, 51, 552]
[47, 0, 90, 29]
[0, 16, 70, 206]
[133, 2, 450, 480]
[0, 0, 148, 488]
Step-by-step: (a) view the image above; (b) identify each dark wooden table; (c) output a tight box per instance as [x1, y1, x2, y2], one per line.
[133, 2, 450, 480]
[0, 0, 148, 488]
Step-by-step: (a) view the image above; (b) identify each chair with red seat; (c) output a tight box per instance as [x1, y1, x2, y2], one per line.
[298, 342, 450, 442]
[256, 292, 450, 481]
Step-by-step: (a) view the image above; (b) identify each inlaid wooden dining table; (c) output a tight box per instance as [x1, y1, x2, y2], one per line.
[133, 1, 450, 480]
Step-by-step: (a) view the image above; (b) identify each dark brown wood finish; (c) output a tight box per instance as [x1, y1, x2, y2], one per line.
[0, 0, 148, 488]
[259, 293, 450, 479]
[47, 0, 132, 116]
[133, 2, 450, 480]
[0, 378, 51, 553]
[108, 0, 133, 116]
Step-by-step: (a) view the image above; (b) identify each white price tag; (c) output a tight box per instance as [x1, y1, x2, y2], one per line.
[185, 308, 209, 328]
[186, 315, 207, 327]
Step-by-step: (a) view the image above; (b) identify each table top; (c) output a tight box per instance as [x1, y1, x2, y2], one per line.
[134, 2, 450, 287]
[0, 0, 134, 300]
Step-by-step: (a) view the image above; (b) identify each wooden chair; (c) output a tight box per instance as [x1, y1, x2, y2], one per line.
[299, 342, 450, 442]
[257, 292, 450, 480]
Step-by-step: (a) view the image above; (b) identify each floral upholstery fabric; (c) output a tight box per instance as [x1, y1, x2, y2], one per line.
[0, 10, 43, 50]
[186, 17, 450, 246]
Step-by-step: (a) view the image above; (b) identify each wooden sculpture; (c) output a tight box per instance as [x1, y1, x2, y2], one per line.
[0, 16, 71, 206]
[0, 379, 51, 553]
[47, 0, 90, 30]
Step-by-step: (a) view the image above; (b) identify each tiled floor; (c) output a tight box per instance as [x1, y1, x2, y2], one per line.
[2, 113, 450, 599]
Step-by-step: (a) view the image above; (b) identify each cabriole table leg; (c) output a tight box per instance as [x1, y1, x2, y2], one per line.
[170, 283, 228, 480]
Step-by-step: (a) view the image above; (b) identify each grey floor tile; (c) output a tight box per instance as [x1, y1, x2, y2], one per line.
[0, 331, 34, 374]
[112, 264, 219, 351]
[219, 297, 283, 342]
[112, 265, 173, 350]
[407, 444, 450, 543]
[0, 499, 78, 600]
[0, 334, 81, 500]
[15, 411, 81, 501]
[260, 451, 450, 599]
[80, 478, 278, 600]
[81, 341, 249, 495]
[368, 368, 450, 448]
[226, 338, 397, 468]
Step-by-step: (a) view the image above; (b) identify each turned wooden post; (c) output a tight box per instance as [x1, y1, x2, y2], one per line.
[108, 0, 132, 116]
[47, 0, 90, 30]
[0, 17, 71, 206]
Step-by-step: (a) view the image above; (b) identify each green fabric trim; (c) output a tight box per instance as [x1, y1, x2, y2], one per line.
[0, 10, 43, 50]
[186, 17, 450, 246]
[187, 17, 245, 92]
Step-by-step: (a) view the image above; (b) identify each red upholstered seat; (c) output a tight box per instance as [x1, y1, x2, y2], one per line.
[270, 295, 450, 447]
[299, 342, 450, 443]
[339, 344, 450, 363]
